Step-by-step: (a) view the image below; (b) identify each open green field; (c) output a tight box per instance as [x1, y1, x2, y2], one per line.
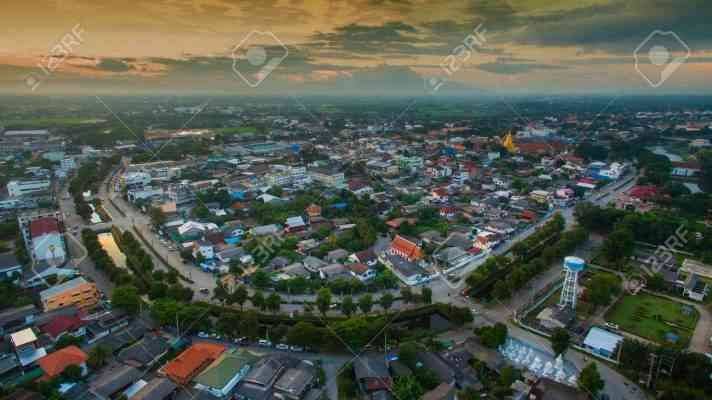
[605, 293, 699, 346]
[3, 117, 102, 128]
[217, 126, 259, 135]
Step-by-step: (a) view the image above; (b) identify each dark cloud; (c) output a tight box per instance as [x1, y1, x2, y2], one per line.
[477, 60, 569, 75]
[95, 59, 132, 72]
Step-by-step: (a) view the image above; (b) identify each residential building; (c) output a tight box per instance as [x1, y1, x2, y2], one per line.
[162, 342, 227, 385]
[37, 345, 88, 381]
[309, 167, 345, 187]
[273, 361, 316, 400]
[7, 179, 51, 198]
[194, 349, 258, 398]
[130, 377, 177, 400]
[166, 182, 196, 205]
[10, 327, 47, 367]
[39, 277, 100, 311]
[89, 363, 142, 400]
[29, 216, 66, 266]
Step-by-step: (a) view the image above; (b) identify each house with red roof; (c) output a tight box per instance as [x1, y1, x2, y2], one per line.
[38, 345, 88, 381]
[388, 235, 423, 262]
[29, 216, 66, 267]
[161, 342, 226, 385]
[39, 314, 86, 341]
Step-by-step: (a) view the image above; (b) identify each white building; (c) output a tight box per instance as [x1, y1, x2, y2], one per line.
[7, 180, 51, 198]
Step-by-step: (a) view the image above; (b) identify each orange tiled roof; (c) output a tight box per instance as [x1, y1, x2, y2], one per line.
[162, 342, 226, 384]
[38, 345, 87, 379]
[390, 235, 423, 260]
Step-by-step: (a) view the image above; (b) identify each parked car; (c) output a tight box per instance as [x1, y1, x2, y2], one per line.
[276, 343, 289, 351]
[289, 345, 304, 352]
[234, 337, 248, 345]
[258, 339, 272, 347]
[199, 288, 210, 294]
[604, 322, 619, 331]
[198, 332, 209, 338]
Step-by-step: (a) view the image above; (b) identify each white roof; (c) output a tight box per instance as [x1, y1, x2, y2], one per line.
[10, 328, 37, 347]
[583, 327, 623, 353]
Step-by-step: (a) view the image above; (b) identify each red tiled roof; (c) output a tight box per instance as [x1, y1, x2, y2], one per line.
[30, 217, 59, 238]
[390, 235, 423, 260]
[628, 185, 659, 200]
[40, 315, 85, 339]
[162, 342, 226, 384]
[347, 263, 369, 274]
[38, 345, 87, 379]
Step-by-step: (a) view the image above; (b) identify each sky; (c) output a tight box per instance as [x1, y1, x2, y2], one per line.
[1, 0, 712, 95]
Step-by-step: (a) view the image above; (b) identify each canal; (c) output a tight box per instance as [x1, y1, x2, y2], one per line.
[97, 232, 127, 269]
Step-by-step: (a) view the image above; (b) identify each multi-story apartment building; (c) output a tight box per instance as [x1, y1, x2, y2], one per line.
[7, 179, 51, 198]
[39, 277, 100, 311]
[309, 167, 345, 187]
[167, 182, 196, 205]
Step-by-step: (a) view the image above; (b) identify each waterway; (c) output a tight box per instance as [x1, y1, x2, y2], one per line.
[97, 232, 127, 269]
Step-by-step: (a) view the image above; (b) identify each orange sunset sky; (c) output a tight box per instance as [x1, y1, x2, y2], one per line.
[2, 0, 712, 95]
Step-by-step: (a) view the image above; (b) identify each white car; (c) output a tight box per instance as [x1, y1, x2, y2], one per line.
[258, 339, 272, 347]
[197, 332, 209, 338]
[604, 322, 619, 330]
[289, 345, 304, 352]
[276, 343, 289, 351]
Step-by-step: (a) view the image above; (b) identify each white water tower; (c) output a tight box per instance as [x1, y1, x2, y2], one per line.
[559, 256, 585, 310]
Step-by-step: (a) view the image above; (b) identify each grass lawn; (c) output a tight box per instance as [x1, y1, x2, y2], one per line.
[605, 293, 699, 346]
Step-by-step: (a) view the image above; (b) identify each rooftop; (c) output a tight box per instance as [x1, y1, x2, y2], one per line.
[40, 277, 91, 301]
[194, 349, 258, 389]
[10, 327, 37, 347]
[38, 345, 87, 379]
[29, 217, 60, 238]
[163, 341, 227, 384]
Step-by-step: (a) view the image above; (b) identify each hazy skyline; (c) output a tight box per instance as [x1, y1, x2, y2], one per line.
[2, 0, 712, 95]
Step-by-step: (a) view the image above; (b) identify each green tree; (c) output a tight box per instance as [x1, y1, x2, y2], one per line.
[379, 293, 394, 313]
[239, 311, 260, 340]
[601, 226, 635, 267]
[231, 285, 249, 310]
[550, 328, 571, 357]
[213, 282, 230, 304]
[266, 292, 282, 314]
[358, 294, 373, 314]
[587, 274, 620, 308]
[286, 321, 321, 348]
[392, 375, 424, 400]
[421, 287, 432, 304]
[578, 363, 605, 398]
[111, 286, 141, 315]
[316, 288, 332, 316]
[475, 323, 507, 348]
[61, 364, 83, 381]
[398, 341, 419, 368]
[252, 291, 266, 310]
[341, 296, 356, 317]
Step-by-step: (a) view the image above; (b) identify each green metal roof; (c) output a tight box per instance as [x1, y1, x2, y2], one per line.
[193, 349, 258, 389]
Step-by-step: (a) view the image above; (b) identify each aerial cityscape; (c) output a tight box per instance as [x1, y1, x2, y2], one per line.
[0, 1, 711, 400]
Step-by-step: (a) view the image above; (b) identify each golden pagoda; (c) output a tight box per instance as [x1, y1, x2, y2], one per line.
[502, 131, 517, 153]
